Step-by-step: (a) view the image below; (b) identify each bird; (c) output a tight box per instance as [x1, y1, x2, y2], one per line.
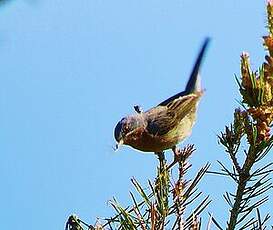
[114, 38, 210, 154]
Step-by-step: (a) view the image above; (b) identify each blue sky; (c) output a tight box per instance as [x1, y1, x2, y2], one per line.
[0, 0, 271, 229]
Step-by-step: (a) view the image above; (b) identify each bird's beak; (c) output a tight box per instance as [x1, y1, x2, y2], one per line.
[114, 139, 124, 151]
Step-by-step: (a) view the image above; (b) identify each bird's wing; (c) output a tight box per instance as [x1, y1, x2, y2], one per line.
[146, 93, 201, 136]
[145, 107, 177, 136]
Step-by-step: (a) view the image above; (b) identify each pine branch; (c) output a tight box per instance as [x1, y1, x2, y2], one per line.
[66, 145, 210, 230]
[216, 2, 273, 229]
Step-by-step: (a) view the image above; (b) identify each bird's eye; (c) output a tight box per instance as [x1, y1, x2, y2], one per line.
[123, 124, 130, 133]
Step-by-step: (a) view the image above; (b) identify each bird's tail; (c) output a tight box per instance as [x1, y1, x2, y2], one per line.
[185, 37, 210, 93]
[158, 38, 210, 106]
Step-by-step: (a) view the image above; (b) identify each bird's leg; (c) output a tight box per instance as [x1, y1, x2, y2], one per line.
[172, 146, 180, 161]
[133, 105, 143, 114]
[167, 146, 183, 170]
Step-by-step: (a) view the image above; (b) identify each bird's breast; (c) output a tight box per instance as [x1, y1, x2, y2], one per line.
[123, 128, 173, 152]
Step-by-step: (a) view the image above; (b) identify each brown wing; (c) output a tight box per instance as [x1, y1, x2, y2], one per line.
[145, 93, 202, 136]
[145, 107, 177, 136]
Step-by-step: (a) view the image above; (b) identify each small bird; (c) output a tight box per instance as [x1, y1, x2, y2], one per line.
[114, 38, 210, 153]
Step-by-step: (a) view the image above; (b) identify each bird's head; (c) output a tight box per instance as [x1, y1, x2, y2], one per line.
[114, 115, 141, 149]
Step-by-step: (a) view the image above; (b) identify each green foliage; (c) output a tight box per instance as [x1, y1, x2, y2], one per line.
[65, 146, 210, 230]
[211, 2, 273, 229]
[102, 147, 210, 230]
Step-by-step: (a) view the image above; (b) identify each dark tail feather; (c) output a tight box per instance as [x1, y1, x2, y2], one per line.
[159, 38, 210, 106]
[185, 37, 210, 93]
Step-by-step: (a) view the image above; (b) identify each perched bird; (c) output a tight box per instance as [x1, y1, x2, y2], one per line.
[114, 38, 210, 153]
